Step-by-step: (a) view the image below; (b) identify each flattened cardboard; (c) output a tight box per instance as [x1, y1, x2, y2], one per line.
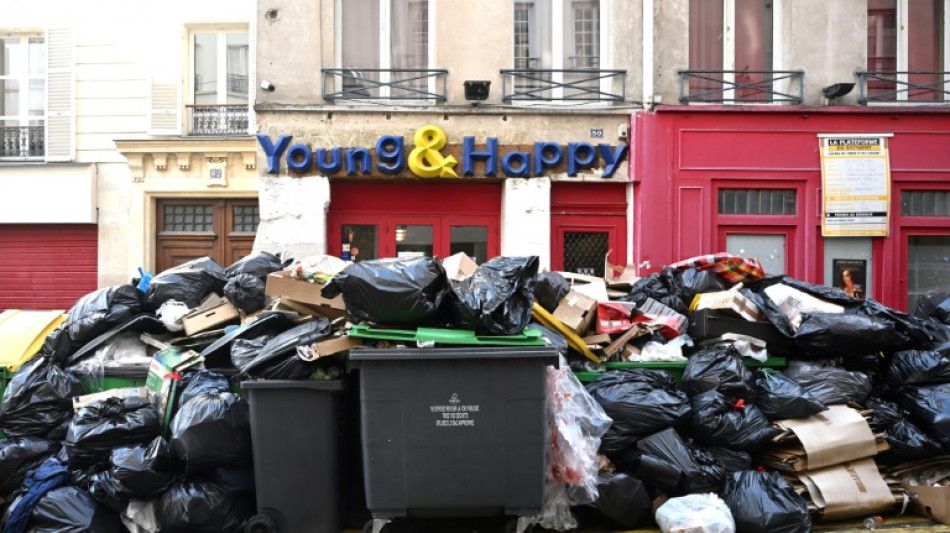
[265, 271, 346, 318]
[442, 252, 478, 282]
[689, 285, 763, 322]
[798, 458, 895, 521]
[902, 483, 950, 524]
[553, 290, 599, 335]
[560, 272, 609, 302]
[776, 405, 879, 470]
[605, 261, 639, 289]
[182, 295, 240, 336]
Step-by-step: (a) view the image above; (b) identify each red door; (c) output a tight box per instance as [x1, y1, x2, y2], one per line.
[0, 224, 98, 311]
[551, 183, 627, 274]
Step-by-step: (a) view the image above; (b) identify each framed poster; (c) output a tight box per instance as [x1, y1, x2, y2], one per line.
[818, 134, 892, 237]
[833, 258, 867, 300]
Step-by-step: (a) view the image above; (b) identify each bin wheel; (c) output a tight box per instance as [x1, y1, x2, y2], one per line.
[504, 518, 533, 533]
[362, 520, 391, 533]
[245, 514, 277, 533]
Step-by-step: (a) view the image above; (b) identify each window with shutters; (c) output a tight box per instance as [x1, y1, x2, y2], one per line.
[0, 34, 45, 160]
[187, 28, 249, 135]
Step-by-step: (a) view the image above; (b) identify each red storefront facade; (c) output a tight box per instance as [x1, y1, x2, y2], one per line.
[632, 107, 950, 312]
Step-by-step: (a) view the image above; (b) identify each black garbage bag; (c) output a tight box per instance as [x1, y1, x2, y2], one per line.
[321, 256, 448, 327]
[913, 292, 950, 325]
[0, 356, 83, 439]
[64, 397, 161, 468]
[620, 267, 691, 315]
[688, 390, 779, 451]
[720, 470, 811, 533]
[30, 485, 121, 533]
[681, 347, 755, 399]
[229, 335, 271, 371]
[794, 312, 894, 358]
[224, 251, 286, 279]
[708, 447, 752, 472]
[88, 437, 174, 512]
[448, 256, 539, 335]
[40, 285, 143, 363]
[199, 312, 294, 369]
[169, 390, 251, 473]
[866, 398, 943, 461]
[635, 427, 726, 496]
[144, 256, 227, 311]
[179, 370, 232, 406]
[535, 271, 570, 313]
[587, 472, 653, 529]
[679, 267, 728, 299]
[585, 370, 691, 461]
[785, 360, 872, 405]
[236, 318, 331, 379]
[885, 350, 950, 391]
[755, 369, 826, 420]
[157, 480, 252, 533]
[200, 465, 257, 494]
[529, 322, 569, 359]
[0, 437, 55, 496]
[898, 383, 950, 451]
[223, 273, 266, 314]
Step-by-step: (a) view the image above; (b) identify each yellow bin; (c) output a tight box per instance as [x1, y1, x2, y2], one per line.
[0, 309, 67, 373]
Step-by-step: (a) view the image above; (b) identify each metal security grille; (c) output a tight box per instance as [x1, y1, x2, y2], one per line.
[718, 189, 796, 215]
[564, 231, 608, 275]
[163, 204, 214, 232]
[232, 204, 260, 233]
[902, 191, 950, 216]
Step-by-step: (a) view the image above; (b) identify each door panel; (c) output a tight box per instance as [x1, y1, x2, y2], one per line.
[551, 218, 622, 275]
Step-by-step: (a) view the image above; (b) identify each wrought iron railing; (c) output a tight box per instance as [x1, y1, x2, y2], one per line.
[500, 69, 626, 102]
[679, 70, 804, 104]
[188, 105, 249, 135]
[322, 68, 448, 101]
[0, 126, 44, 159]
[857, 71, 950, 103]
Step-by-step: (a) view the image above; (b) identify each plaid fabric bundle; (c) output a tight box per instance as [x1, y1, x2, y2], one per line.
[670, 253, 766, 284]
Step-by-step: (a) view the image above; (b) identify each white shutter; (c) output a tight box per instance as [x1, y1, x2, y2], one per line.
[148, 79, 181, 135]
[45, 28, 75, 162]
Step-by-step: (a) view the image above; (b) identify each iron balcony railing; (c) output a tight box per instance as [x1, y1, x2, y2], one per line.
[322, 68, 448, 101]
[0, 125, 44, 159]
[857, 71, 950, 103]
[500, 69, 626, 103]
[188, 105, 249, 136]
[679, 70, 805, 104]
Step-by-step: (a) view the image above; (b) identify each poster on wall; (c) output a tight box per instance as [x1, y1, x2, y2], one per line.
[832, 258, 867, 299]
[818, 134, 892, 237]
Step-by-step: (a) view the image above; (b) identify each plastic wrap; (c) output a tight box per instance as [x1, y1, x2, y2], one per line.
[448, 256, 539, 335]
[655, 493, 735, 533]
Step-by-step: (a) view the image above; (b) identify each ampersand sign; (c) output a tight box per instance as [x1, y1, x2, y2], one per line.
[408, 125, 458, 178]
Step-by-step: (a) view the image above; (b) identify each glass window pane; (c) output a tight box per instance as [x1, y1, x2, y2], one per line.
[28, 37, 45, 76]
[717, 189, 796, 215]
[342, 0, 380, 70]
[342, 224, 379, 262]
[1, 38, 23, 77]
[726, 234, 786, 275]
[907, 0, 942, 101]
[689, 0, 724, 96]
[902, 191, 950, 216]
[0, 80, 19, 117]
[564, 0, 599, 69]
[231, 204, 259, 233]
[163, 204, 214, 232]
[396, 224, 433, 259]
[564, 231, 608, 275]
[28, 79, 43, 116]
[392, 0, 428, 69]
[867, 0, 897, 100]
[907, 236, 950, 312]
[226, 33, 249, 104]
[194, 33, 218, 105]
[450, 226, 488, 264]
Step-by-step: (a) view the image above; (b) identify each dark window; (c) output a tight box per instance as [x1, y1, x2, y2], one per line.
[718, 189, 796, 215]
[902, 191, 950, 216]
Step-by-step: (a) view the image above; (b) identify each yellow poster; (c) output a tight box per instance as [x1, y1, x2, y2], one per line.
[819, 134, 892, 237]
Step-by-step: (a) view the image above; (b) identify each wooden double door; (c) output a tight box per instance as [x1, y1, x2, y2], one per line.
[155, 198, 259, 273]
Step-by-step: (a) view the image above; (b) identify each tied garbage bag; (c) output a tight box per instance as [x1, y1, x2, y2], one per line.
[321, 257, 448, 327]
[448, 256, 539, 336]
[681, 347, 755, 399]
[236, 319, 331, 380]
[754, 369, 826, 420]
[794, 312, 894, 358]
[588, 472, 653, 529]
[29, 486, 121, 533]
[157, 480, 251, 533]
[866, 398, 943, 461]
[636, 428, 726, 496]
[720, 470, 811, 533]
[708, 447, 752, 472]
[169, 389, 251, 473]
[655, 493, 735, 533]
[144, 257, 227, 311]
[88, 437, 174, 512]
[535, 271, 570, 313]
[0, 356, 83, 439]
[40, 285, 143, 363]
[223, 274, 265, 314]
[680, 267, 728, 299]
[179, 370, 232, 406]
[621, 267, 691, 315]
[898, 383, 950, 451]
[65, 397, 161, 469]
[0, 437, 55, 497]
[785, 359, 872, 405]
[224, 251, 286, 280]
[688, 390, 779, 451]
[885, 350, 950, 391]
[585, 370, 691, 465]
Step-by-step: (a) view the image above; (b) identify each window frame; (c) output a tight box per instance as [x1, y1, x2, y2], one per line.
[0, 33, 46, 160]
[187, 26, 250, 107]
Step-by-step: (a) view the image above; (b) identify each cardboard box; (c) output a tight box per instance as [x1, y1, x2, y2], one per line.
[72, 386, 156, 412]
[902, 482, 950, 524]
[553, 290, 598, 335]
[145, 347, 205, 430]
[797, 458, 896, 521]
[605, 260, 639, 290]
[182, 294, 240, 336]
[301, 335, 364, 361]
[265, 271, 346, 319]
[442, 252, 478, 282]
[689, 286, 763, 322]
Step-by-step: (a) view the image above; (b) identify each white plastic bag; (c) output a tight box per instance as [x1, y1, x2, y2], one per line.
[121, 500, 160, 533]
[156, 299, 189, 332]
[655, 493, 736, 533]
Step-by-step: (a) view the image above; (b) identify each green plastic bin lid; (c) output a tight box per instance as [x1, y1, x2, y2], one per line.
[348, 324, 545, 346]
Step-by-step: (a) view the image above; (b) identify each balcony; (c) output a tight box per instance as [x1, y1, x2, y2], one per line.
[188, 105, 249, 136]
[678, 70, 805, 104]
[857, 71, 950, 104]
[0, 126, 44, 160]
[500, 69, 626, 103]
[322, 69, 448, 101]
